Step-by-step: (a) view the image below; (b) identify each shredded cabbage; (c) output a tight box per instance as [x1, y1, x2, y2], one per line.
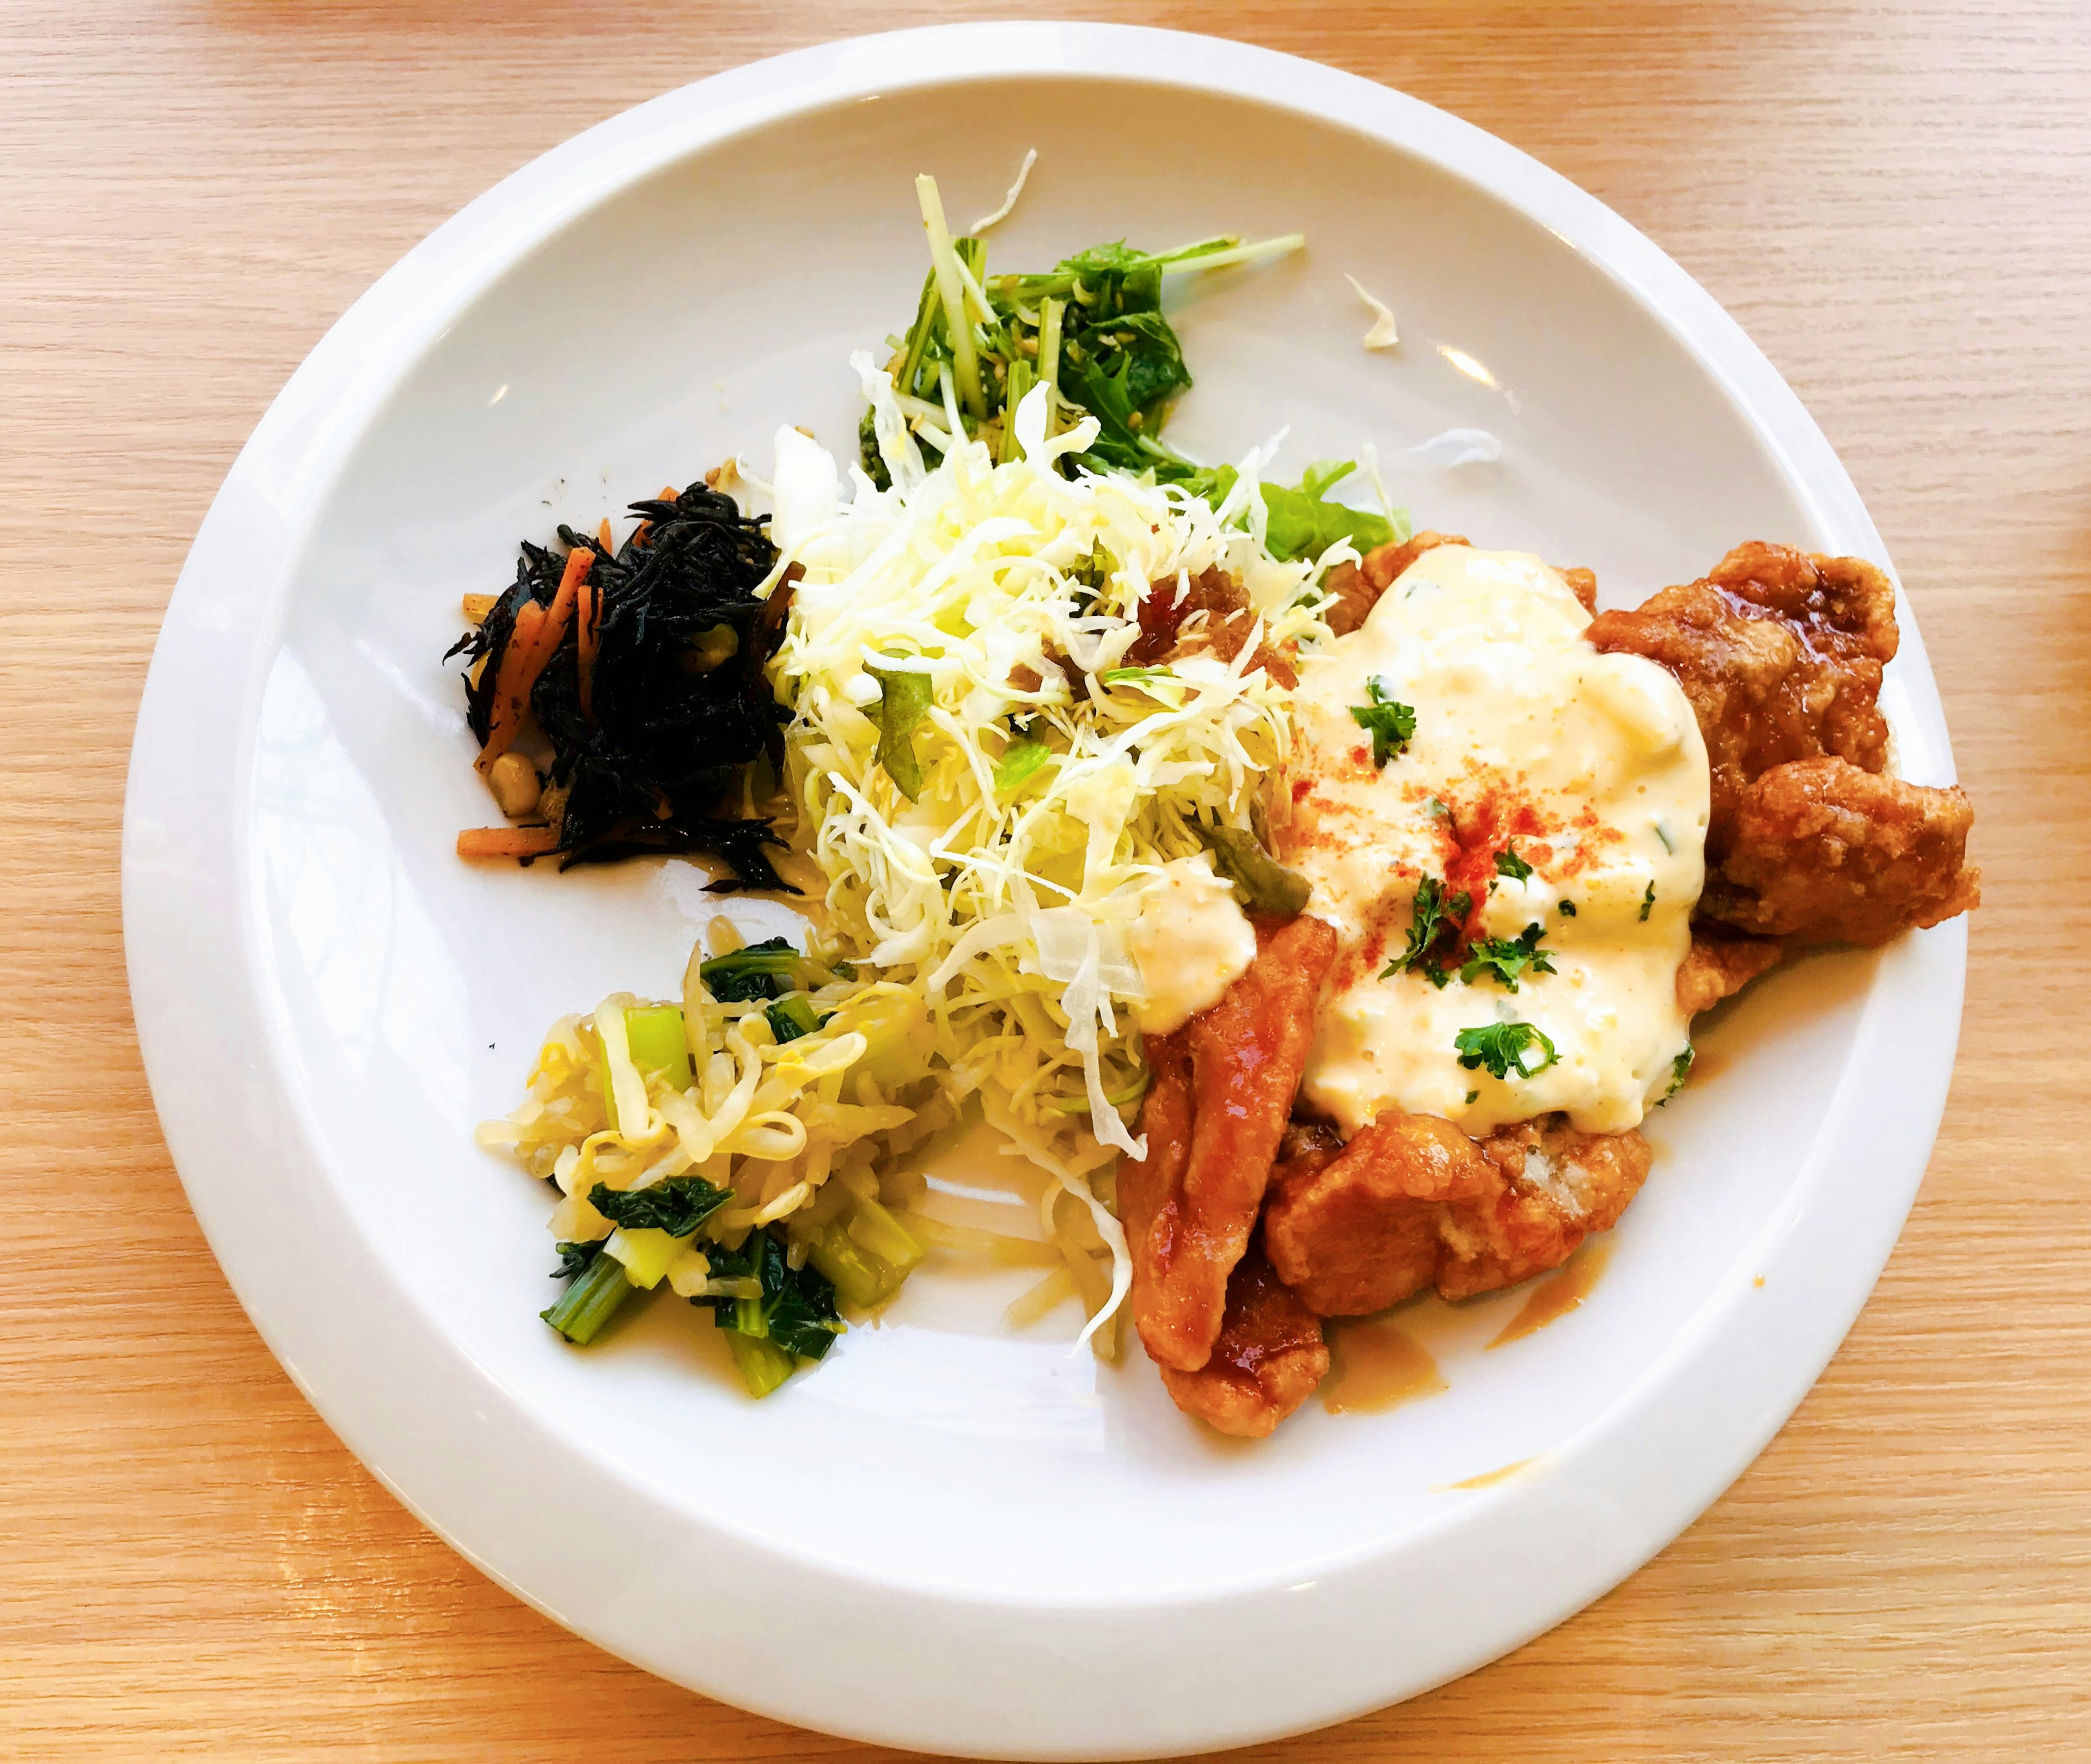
[762, 371, 1342, 1340]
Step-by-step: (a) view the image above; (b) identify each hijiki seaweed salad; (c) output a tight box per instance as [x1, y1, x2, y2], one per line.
[449, 167, 1970, 1429]
[454, 171, 1391, 1396]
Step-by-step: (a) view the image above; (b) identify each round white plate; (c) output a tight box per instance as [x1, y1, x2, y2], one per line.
[124, 23, 1967, 1760]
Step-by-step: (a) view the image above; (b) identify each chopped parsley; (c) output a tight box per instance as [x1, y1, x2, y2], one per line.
[1454, 1021, 1560, 1081]
[1458, 922, 1557, 991]
[1423, 796, 1451, 820]
[1661, 1044, 1695, 1102]
[1640, 880, 1657, 922]
[1493, 844, 1534, 884]
[1349, 676, 1417, 767]
[1379, 874, 1471, 985]
[1557, 899, 1578, 918]
[1465, 1089, 1479, 1105]
[588, 1175, 734, 1239]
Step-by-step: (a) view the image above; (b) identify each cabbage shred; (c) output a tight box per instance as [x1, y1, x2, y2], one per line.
[765, 378, 1339, 1341]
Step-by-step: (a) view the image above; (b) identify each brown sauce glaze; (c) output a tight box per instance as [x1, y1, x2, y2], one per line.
[1320, 1318, 1448, 1415]
[1486, 1239, 1611, 1349]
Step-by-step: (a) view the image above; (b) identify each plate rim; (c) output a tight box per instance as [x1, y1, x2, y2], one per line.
[122, 21, 1967, 1759]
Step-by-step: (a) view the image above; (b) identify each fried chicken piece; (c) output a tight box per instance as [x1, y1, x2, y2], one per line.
[1321, 531, 1470, 635]
[1264, 1114, 1491, 1316]
[1125, 566, 1297, 687]
[1556, 565, 1600, 616]
[1676, 927, 1786, 1015]
[1447, 1119, 1651, 1300]
[1697, 755, 1979, 945]
[1120, 914, 1338, 1371]
[1156, 1235, 1329, 1439]
[1264, 1112, 1651, 1315]
[1586, 541, 1898, 856]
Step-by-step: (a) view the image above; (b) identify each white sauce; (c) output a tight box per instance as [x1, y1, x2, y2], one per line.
[1127, 856, 1257, 1034]
[1273, 547, 1708, 1135]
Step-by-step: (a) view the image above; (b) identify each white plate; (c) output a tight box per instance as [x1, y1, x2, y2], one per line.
[124, 23, 1967, 1760]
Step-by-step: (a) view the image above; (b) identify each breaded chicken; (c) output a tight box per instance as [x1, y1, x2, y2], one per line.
[1322, 531, 1597, 636]
[1588, 541, 1977, 947]
[1447, 1119, 1651, 1300]
[1120, 914, 1339, 1373]
[1699, 755, 1980, 945]
[1320, 530, 1470, 635]
[1585, 541, 1898, 857]
[1676, 927, 1786, 1015]
[1263, 1114, 1490, 1315]
[1264, 1111, 1650, 1315]
[1156, 1235, 1330, 1438]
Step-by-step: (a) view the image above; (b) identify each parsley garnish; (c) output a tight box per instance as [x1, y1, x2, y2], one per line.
[1458, 922, 1557, 991]
[1640, 880, 1656, 922]
[1465, 1089, 1479, 1104]
[1493, 844, 1534, 884]
[1660, 1044, 1695, 1102]
[1380, 874, 1471, 985]
[1349, 676, 1417, 767]
[1558, 899, 1578, 918]
[1453, 1021, 1560, 1081]
[1424, 797, 1451, 820]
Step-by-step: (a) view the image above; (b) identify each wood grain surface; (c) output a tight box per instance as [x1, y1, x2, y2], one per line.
[5, 2, 2088, 1758]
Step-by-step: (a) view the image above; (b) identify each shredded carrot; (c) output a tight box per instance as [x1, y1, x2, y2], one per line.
[481, 546, 593, 775]
[456, 825, 561, 860]
[475, 602, 546, 773]
[597, 516, 615, 553]
[576, 571, 600, 722]
[462, 592, 497, 624]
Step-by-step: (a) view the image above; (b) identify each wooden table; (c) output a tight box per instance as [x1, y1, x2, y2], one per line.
[8, 3, 2087, 1757]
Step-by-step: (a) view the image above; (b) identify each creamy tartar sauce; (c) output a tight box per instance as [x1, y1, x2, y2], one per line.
[1127, 856, 1257, 1034]
[1272, 546, 1708, 1135]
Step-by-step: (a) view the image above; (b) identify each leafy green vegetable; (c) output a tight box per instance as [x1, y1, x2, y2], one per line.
[553, 1240, 603, 1282]
[765, 996, 821, 1044]
[1640, 881, 1657, 922]
[588, 1177, 733, 1240]
[867, 660, 933, 800]
[1100, 665, 1176, 683]
[541, 1251, 633, 1345]
[862, 198, 1303, 487]
[1349, 676, 1417, 767]
[1662, 1044, 1695, 1102]
[1493, 844, 1534, 884]
[1453, 1021, 1560, 1081]
[995, 733, 1051, 792]
[1193, 822, 1312, 920]
[621, 1004, 694, 1089]
[1458, 922, 1557, 992]
[1380, 875, 1471, 985]
[699, 935, 800, 1002]
[1178, 460, 1407, 564]
[724, 1331, 797, 1398]
[696, 1230, 844, 1391]
[1258, 460, 1399, 562]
